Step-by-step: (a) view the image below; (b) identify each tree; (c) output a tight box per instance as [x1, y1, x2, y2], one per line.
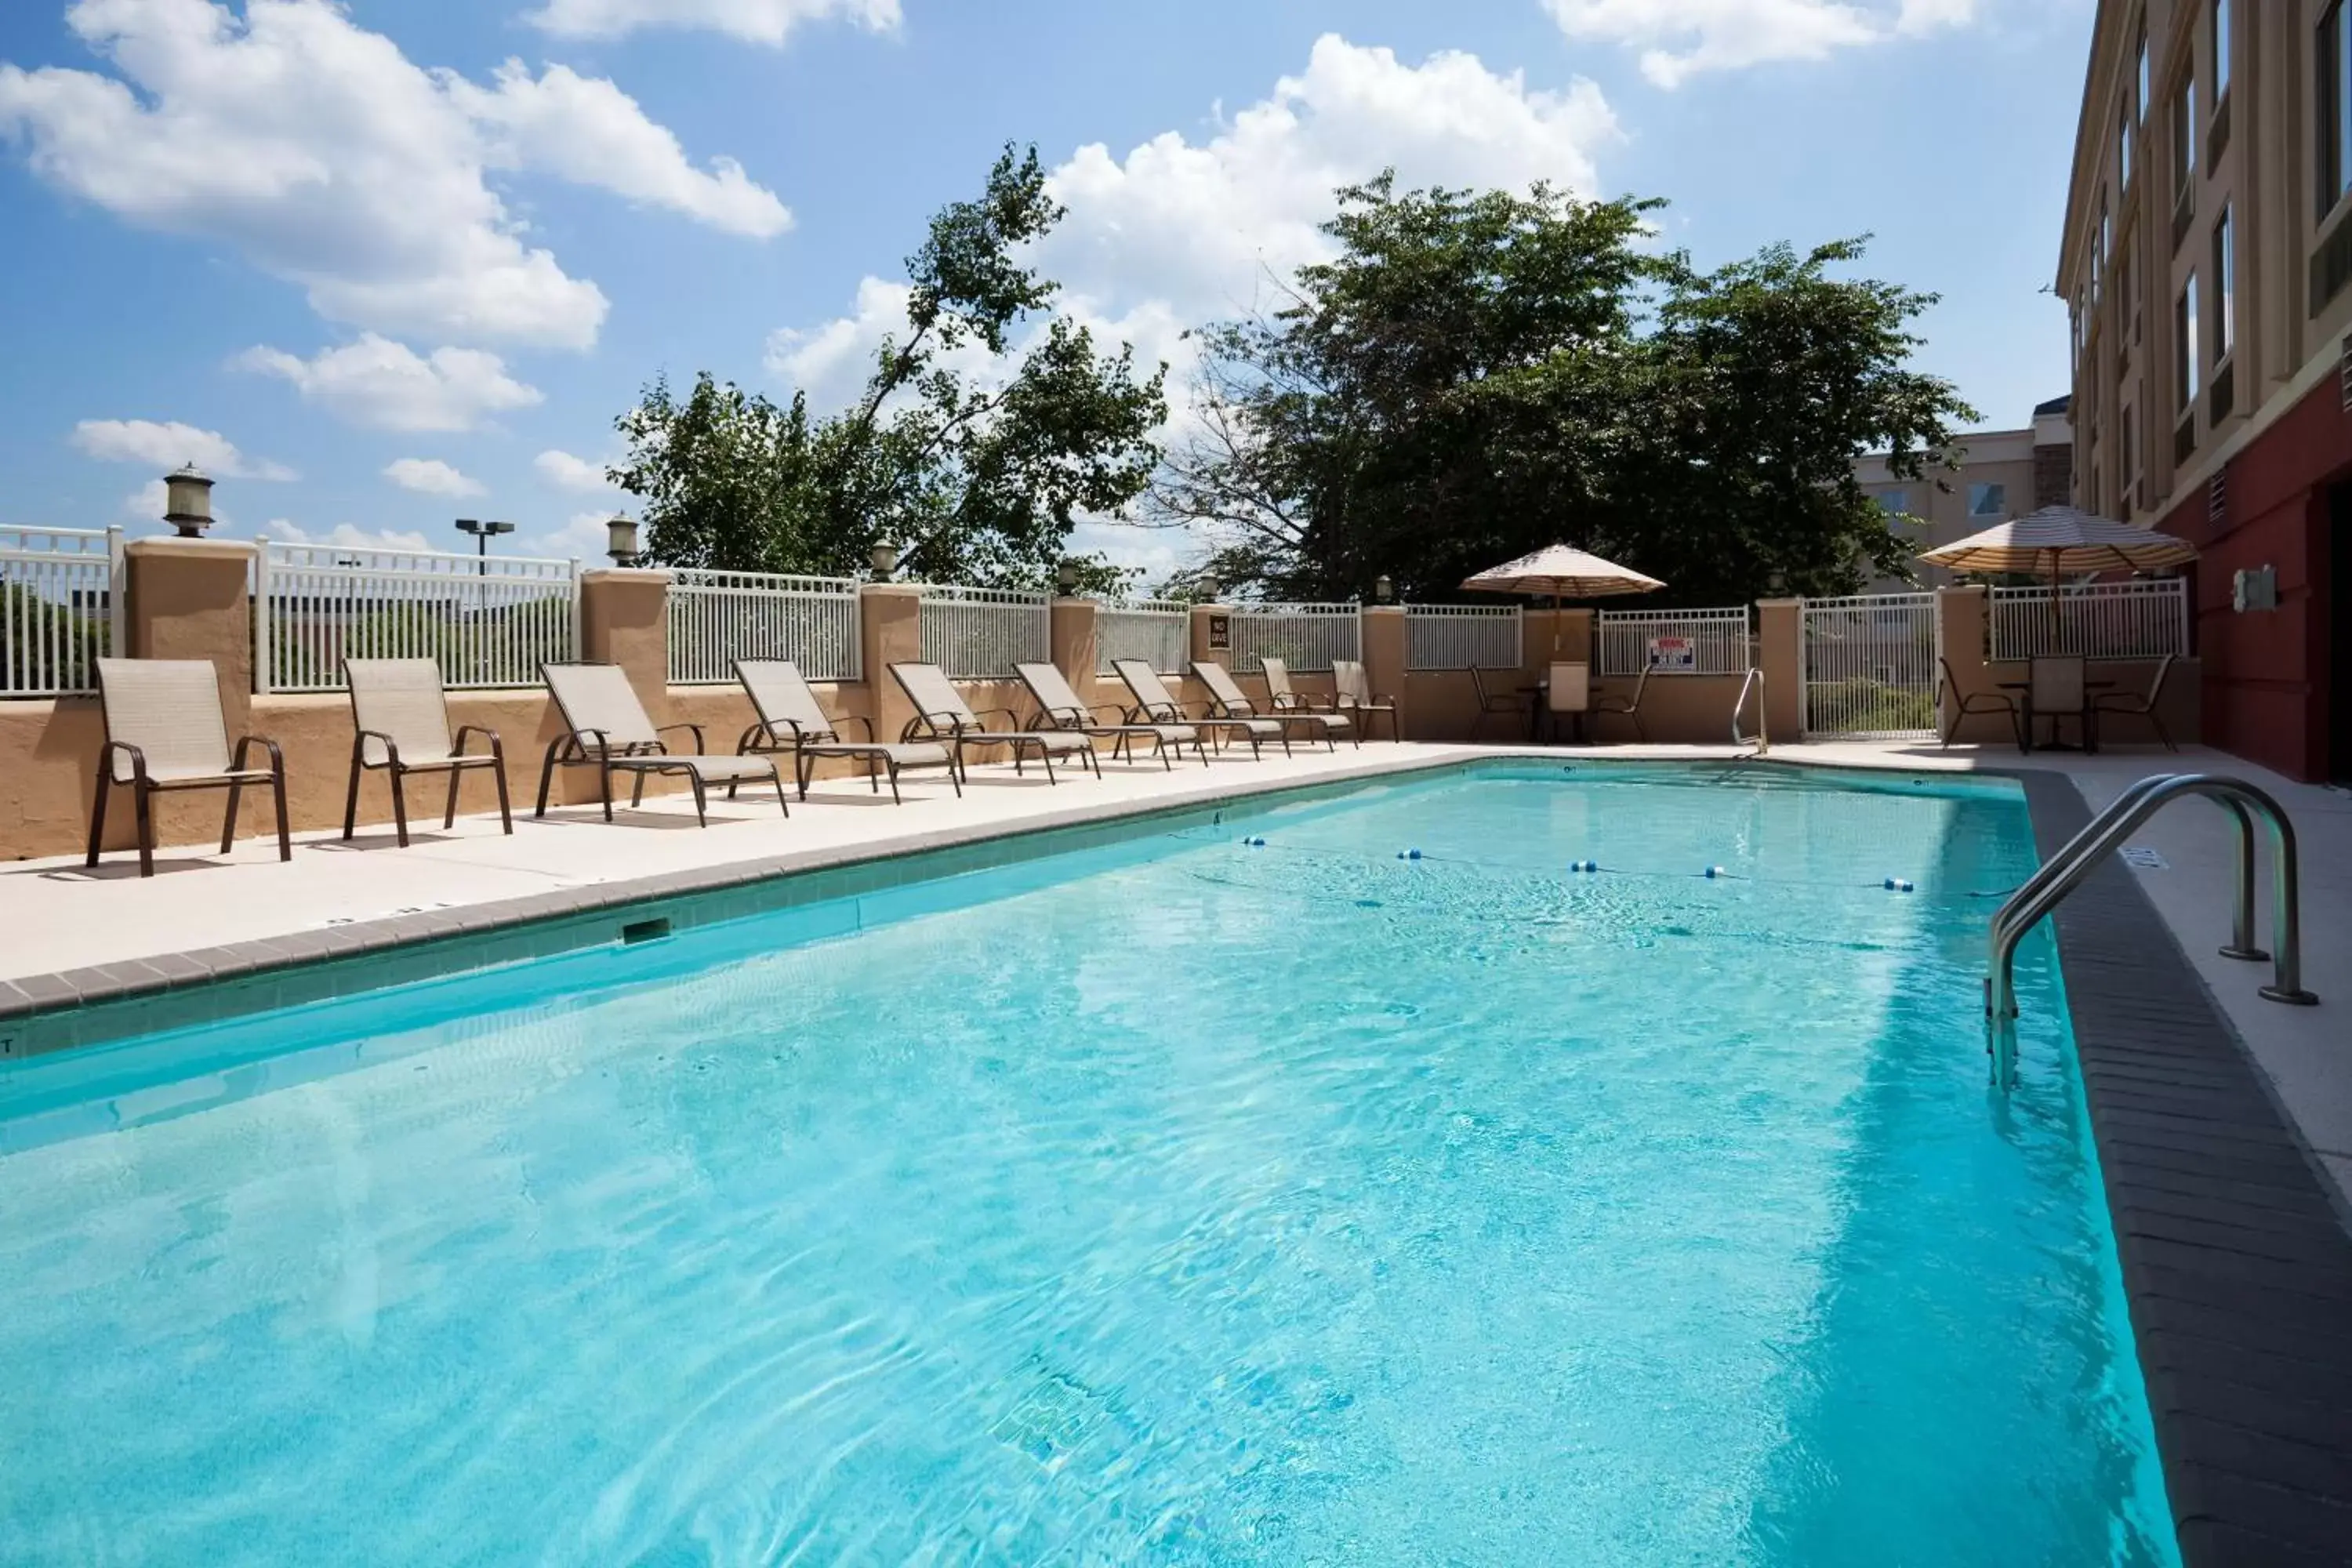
[611, 146, 1167, 591]
[1147, 176, 1974, 604]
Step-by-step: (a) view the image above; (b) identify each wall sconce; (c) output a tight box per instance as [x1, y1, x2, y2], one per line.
[605, 514, 640, 567]
[162, 465, 215, 539]
[869, 541, 900, 581]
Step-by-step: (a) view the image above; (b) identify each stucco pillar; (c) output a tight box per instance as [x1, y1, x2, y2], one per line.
[1362, 604, 1406, 735]
[125, 537, 256, 733]
[1755, 598, 1804, 740]
[1935, 586, 1992, 743]
[1050, 597, 1099, 697]
[579, 568, 671, 717]
[861, 583, 924, 742]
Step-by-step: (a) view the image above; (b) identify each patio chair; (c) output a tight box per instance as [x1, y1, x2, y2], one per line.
[86, 657, 289, 877]
[2090, 653, 2179, 752]
[2023, 655, 2090, 754]
[734, 659, 959, 804]
[887, 662, 1100, 783]
[1468, 666, 1529, 741]
[342, 658, 512, 847]
[1545, 661, 1592, 745]
[1014, 661, 1209, 770]
[1112, 659, 1287, 759]
[1589, 665, 1650, 743]
[1194, 659, 1333, 751]
[1259, 657, 1356, 748]
[1331, 659, 1400, 741]
[1934, 655, 2022, 750]
[534, 662, 786, 826]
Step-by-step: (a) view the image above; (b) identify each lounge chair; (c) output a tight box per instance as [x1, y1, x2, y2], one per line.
[86, 657, 289, 877]
[2090, 654, 2178, 752]
[1014, 661, 1208, 769]
[342, 658, 512, 846]
[1590, 666, 1649, 743]
[1935, 655, 2021, 749]
[1331, 659, 1399, 741]
[734, 659, 959, 803]
[887, 662, 1100, 783]
[534, 662, 786, 825]
[1468, 665, 1530, 741]
[1112, 659, 1287, 758]
[1193, 659, 1332, 751]
[1260, 657, 1356, 748]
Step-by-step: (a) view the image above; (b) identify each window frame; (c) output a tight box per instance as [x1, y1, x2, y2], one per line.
[2211, 202, 2235, 366]
[2211, 0, 2230, 111]
[2176, 270, 2201, 412]
[2172, 67, 2197, 216]
[2325, 0, 2351, 223]
[1966, 481, 2009, 519]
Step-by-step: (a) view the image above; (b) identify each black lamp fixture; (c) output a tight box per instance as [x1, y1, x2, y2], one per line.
[454, 517, 514, 575]
[869, 540, 900, 581]
[1056, 558, 1080, 594]
[1374, 574, 1394, 603]
[605, 514, 640, 567]
[1199, 575, 1220, 602]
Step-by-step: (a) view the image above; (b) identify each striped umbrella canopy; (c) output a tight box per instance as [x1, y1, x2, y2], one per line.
[1460, 543, 1665, 601]
[1917, 505, 2198, 578]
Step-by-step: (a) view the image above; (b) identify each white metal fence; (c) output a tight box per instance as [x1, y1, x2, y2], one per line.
[256, 543, 581, 693]
[1404, 604, 1520, 670]
[1226, 603, 1361, 673]
[918, 584, 1051, 677]
[1801, 592, 1940, 739]
[1097, 600, 1189, 673]
[2, 526, 122, 697]
[669, 568, 861, 684]
[1989, 579, 2189, 661]
[1596, 606, 1752, 676]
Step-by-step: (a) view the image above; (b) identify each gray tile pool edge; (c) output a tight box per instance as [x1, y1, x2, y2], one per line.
[2007, 769, 2352, 1566]
[0, 752, 1500, 1057]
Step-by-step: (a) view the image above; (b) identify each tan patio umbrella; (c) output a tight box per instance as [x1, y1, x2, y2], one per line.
[1461, 543, 1664, 654]
[1917, 505, 2198, 624]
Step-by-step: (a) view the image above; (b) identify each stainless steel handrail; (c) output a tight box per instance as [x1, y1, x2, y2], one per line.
[1732, 667, 1768, 754]
[1986, 773, 2318, 1083]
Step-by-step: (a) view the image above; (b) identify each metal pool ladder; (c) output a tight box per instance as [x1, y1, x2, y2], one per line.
[1985, 773, 2318, 1085]
[1732, 667, 1768, 755]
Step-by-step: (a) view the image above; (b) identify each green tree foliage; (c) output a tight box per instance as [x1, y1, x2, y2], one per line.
[1148, 176, 1975, 605]
[612, 147, 1166, 592]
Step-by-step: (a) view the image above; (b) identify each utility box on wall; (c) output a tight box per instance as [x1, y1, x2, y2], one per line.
[2230, 566, 2278, 613]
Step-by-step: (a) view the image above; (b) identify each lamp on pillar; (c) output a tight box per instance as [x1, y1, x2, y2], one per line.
[1056, 559, 1080, 595]
[1374, 574, 1394, 604]
[162, 464, 215, 538]
[1199, 575, 1220, 602]
[869, 541, 900, 582]
[605, 514, 640, 568]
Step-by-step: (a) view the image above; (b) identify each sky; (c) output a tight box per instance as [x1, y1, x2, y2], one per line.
[0, 0, 2096, 579]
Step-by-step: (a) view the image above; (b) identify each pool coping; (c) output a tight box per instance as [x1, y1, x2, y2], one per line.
[2005, 768, 2352, 1566]
[3, 753, 2347, 1559]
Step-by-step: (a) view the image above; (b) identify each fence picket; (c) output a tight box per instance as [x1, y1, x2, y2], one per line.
[256, 542, 580, 692]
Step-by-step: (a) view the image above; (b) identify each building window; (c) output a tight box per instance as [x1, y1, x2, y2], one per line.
[2172, 71, 2196, 214]
[2119, 102, 2133, 190]
[2212, 1, 2230, 106]
[2121, 406, 2137, 504]
[2136, 27, 2150, 122]
[2120, 245, 2138, 344]
[2177, 270, 2200, 410]
[2326, 2, 2352, 220]
[2212, 203, 2235, 362]
[2095, 197, 2110, 304]
[1876, 489, 1910, 518]
[1968, 482, 2009, 517]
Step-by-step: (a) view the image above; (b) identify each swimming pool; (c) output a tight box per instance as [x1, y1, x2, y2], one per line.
[0, 763, 2177, 1564]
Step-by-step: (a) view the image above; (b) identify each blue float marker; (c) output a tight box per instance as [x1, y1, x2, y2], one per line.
[1704, 866, 1727, 879]
[1570, 859, 1599, 873]
[1396, 848, 1424, 860]
[1883, 877, 1915, 893]
[1247, 836, 1266, 848]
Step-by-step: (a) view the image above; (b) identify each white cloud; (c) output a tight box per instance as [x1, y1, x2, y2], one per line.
[525, 0, 899, 45]
[238, 334, 543, 432]
[0, 0, 789, 348]
[770, 36, 1617, 412]
[382, 457, 485, 498]
[1541, 0, 1976, 88]
[72, 417, 296, 480]
[533, 448, 622, 495]
[257, 517, 437, 552]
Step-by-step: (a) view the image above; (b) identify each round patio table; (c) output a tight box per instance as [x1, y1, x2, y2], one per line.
[1998, 679, 2117, 753]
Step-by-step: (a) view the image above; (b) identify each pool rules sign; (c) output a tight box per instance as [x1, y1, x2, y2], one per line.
[1646, 636, 1696, 672]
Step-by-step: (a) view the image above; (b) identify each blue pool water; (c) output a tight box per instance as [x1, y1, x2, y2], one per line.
[0, 764, 2176, 1565]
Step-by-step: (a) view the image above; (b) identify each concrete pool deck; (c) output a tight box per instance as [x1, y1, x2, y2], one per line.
[1, 737, 2343, 1207]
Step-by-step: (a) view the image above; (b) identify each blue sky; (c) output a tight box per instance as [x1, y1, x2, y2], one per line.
[0, 0, 2093, 575]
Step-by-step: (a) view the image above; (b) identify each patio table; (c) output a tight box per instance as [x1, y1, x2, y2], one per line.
[2000, 679, 2117, 754]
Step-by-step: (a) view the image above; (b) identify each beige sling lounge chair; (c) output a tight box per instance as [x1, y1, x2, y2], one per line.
[535, 662, 786, 826]
[343, 658, 512, 846]
[1194, 659, 1330, 752]
[888, 662, 1099, 783]
[1014, 661, 1207, 770]
[1112, 659, 1286, 758]
[87, 657, 290, 877]
[1331, 659, 1400, 742]
[1259, 657, 1355, 748]
[734, 659, 958, 803]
